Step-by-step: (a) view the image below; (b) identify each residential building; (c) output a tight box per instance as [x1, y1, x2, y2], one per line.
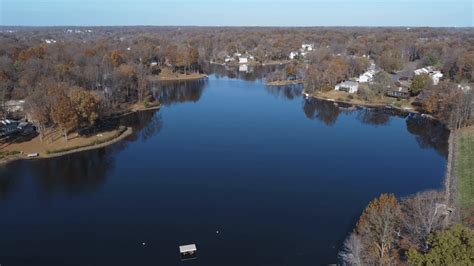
[414, 66, 443, 85]
[335, 81, 359, 94]
[386, 87, 410, 98]
[239, 56, 249, 64]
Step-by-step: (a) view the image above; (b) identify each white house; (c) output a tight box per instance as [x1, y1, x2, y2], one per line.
[355, 63, 377, 83]
[430, 71, 443, 85]
[301, 44, 314, 51]
[414, 66, 432, 75]
[224, 56, 234, 63]
[239, 56, 249, 64]
[289, 51, 298, 60]
[335, 81, 359, 94]
[414, 66, 443, 85]
[357, 72, 373, 83]
[44, 39, 57, 44]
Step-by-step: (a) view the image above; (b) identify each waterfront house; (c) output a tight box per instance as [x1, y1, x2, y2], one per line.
[239, 56, 249, 64]
[335, 81, 359, 94]
[224, 56, 235, 63]
[0, 120, 20, 136]
[387, 87, 410, 98]
[0, 120, 35, 137]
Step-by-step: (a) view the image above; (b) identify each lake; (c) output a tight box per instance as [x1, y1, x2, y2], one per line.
[0, 67, 448, 265]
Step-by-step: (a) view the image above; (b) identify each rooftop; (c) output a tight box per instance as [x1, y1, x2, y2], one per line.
[179, 244, 197, 253]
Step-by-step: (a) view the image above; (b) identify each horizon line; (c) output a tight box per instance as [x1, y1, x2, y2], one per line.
[0, 25, 471, 28]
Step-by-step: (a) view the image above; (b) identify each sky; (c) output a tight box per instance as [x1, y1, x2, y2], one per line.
[1, 0, 473, 27]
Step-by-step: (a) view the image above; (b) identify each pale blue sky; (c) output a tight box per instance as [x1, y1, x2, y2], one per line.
[1, 0, 472, 27]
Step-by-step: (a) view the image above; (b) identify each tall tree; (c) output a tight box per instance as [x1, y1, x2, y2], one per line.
[51, 87, 79, 141]
[356, 194, 402, 265]
[401, 190, 447, 250]
[69, 88, 100, 128]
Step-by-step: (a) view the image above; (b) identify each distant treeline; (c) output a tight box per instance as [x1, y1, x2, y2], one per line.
[0, 27, 473, 133]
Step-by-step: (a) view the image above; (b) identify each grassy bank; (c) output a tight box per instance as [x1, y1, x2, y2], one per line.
[151, 69, 208, 81]
[306, 90, 417, 113]
[46, 126, 128, 155]
[457, 128, 474, 226]
[0, 126, 133, 166]
[266, 80, 304, 86]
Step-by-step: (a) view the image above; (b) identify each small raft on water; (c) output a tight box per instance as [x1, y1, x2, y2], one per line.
[179, 244, 197, 261]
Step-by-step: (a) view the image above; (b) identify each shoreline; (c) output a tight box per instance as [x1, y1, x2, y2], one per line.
[304, 90, 463, 225]
[266, 80, 304, 86]
[154, 73, 208, 82]
[210, 60, 291, 67]
[302, 91, 427, 117]
[44, 126, 134, 159]
[0, 127, 134, 166]
[0, 104, 161, 166]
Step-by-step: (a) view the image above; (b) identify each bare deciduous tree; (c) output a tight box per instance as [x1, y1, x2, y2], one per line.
[339, 232, 364, 266]
[401, 190, 447, 250]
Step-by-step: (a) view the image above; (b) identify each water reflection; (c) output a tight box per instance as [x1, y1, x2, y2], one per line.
[302, 98, 449, 157]
[32, 147, 117, 197]
[265, 84, 303, 100]
[204, 63, 285, 81]
[0, 110, 163, 199]
[120, 111, 163, 142]
[357, 108, 391, 126]
[303, 98, 343, 126]
[151, 79, 207, 105]
[0, 167, 20, 199]
[406, 114, 449, 157]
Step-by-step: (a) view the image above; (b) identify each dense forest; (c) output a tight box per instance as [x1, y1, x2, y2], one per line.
[0, 26, 473, 137]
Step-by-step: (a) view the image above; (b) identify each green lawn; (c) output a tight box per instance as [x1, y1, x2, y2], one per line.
[457, 130, 474, 225]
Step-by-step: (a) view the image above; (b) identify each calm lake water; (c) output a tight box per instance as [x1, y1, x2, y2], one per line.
[0, 67, 448, 265]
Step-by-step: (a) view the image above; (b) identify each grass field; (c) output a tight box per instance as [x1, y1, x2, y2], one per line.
[457, 129, 474, 226]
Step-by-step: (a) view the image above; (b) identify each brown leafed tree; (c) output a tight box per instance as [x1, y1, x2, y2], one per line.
[356, 193, 402, 265]
[69, 88, 100, 128]
[49, 85, 79, 141]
